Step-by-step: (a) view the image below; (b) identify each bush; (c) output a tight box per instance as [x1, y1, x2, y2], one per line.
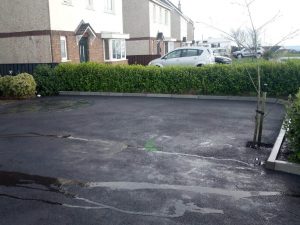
[33, 61, 300, 97]
[0, 73, 36, 98]
[285, 90, 300, 163]
[33, 65, 58, 96]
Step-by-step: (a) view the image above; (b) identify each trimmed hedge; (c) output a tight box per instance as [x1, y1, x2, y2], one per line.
[285, 90, 300, 163]
[0, 73, 36, 98]
[34, 61, 300, 97]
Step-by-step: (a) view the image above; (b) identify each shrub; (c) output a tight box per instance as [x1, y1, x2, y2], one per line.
[33, 61, 300, 97]
[0, 73, 36, 98]
[285, 90, 300, 163]
[33, 65, 58, 96]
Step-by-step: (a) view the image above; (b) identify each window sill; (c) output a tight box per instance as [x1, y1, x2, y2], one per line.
[62, 3, 73, 6]
[61, 59, 71, 63]
[86, 6, 95, 11]
[104, 58, 127, 62]
[104, 10, 116, 15]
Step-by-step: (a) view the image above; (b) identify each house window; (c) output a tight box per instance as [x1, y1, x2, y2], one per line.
[104, 39, 126, 61]
[159, 7, 163, 24]
[104, 0, 114, 13]
[87, 0, 94, 9]
[104, 39, 110, 60]
[165, 10, 169, 25]
[62, 0, 72, 6]
[60, 36, 68, 61]
[153, 5, 157, 23]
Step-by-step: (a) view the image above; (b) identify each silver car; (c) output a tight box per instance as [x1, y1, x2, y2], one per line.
[148, 47, 215, 67]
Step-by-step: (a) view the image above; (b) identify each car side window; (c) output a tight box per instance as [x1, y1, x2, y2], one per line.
[165, 50, 181, 59]
[181, 49, 203, 58]
[186, 49, 199, 57]
[197, 50, 203, 56]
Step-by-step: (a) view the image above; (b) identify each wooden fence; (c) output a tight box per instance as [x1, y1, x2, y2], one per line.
[0, 63, 58, 76]
[127, 55, 160, 66]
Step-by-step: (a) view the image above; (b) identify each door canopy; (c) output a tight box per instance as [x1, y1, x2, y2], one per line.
[75, 22, 97, 45]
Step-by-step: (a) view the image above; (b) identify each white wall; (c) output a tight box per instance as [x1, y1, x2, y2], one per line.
[49, 0, 124, 33]
[149, 1, 171, 38]
[180, 16, 187, 40]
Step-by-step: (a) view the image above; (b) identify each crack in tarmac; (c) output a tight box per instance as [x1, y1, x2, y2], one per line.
[1, 170, 299, 219]
[126, 147, 253, 168]
[0, 132, 253, 168]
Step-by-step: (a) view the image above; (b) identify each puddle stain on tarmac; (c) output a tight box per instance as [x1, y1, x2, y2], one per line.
[86, 181, 282, 200]
[0, 171, 224, 217]
[64, 198, 224, 217]
[1, 170, 299, 219]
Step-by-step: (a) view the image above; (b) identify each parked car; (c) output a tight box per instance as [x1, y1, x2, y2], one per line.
[148, 47, 215, 67]
[215, 55, 232, 64]
[213, 48, 230, 57]
[232, 47, 264, 59]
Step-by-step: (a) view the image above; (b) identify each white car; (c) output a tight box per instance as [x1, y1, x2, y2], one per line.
[232, 47, 264, 59]
[148, 47, 215, 67]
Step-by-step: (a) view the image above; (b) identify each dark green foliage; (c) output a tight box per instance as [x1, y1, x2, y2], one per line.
[285, 90, 300, 163]
[33, 65, 59, 96]
[0, 73, 36, 98]
[33, 61, 300, 97]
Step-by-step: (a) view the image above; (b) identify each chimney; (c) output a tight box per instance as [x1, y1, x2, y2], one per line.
[178, 0, 182, 11]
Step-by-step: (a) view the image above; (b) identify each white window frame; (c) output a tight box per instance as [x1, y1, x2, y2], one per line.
[159, 7, 163, 24]
[165, 10, 169, 25]
[62, 0, 72, 6]
[104, 39, 126, 61]
[153, 4, 157, 23]
[60, 36, 68, 62]
[87, 0, 94, 10]
[104, 0, 114, 13]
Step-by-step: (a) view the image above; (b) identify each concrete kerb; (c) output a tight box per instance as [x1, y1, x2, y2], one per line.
[266, 124, 300, 176]
[59, 91, 286, 104]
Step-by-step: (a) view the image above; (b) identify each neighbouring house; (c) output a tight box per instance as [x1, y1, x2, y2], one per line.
[0, 0, 129, 64]
[163, 0, 194, 49]
[123, 0, 194, 57]
[197, 37, 232, 56]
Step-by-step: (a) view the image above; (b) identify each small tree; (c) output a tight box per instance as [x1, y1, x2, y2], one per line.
[197, 0, 300, 148]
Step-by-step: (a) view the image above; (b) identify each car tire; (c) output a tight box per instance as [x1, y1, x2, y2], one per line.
[237, 54, 242, 59]
[197, 64, 203, 67]
[256, 53, 262, 59]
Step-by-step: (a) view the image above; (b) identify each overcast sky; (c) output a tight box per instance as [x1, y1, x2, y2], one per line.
[170, 0, 300, 46]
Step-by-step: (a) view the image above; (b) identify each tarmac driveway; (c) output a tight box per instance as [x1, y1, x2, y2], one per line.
[0, 96, 299, 225]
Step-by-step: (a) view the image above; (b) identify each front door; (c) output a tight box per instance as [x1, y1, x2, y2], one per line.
[79, 37, 89, 63]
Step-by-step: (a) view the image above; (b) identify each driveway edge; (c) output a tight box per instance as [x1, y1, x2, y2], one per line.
[266, 124, 300, 176]
[59, 91, 286, 104]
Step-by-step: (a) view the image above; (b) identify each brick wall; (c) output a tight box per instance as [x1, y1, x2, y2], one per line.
[50, 34, 62, 63]
[150, 39, 165, 56]
[51, 32, 104, 63]
[89, 34, 104, 63]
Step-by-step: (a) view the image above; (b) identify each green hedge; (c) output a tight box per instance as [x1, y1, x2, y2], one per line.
[34, 61, 300, 97]
[0, 73, 36, 98]
[285, 90, 300, 163]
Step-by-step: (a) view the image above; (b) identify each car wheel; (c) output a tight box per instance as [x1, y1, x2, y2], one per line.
[237, 54, 242, 59]
[256, 53, 262, 59]
[197, 64, 203, 67]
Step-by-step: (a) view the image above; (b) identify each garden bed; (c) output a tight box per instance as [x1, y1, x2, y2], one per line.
[266, 125, 300, 176]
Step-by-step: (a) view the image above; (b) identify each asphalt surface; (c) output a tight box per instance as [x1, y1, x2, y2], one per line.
[0, 96, 299, 225]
